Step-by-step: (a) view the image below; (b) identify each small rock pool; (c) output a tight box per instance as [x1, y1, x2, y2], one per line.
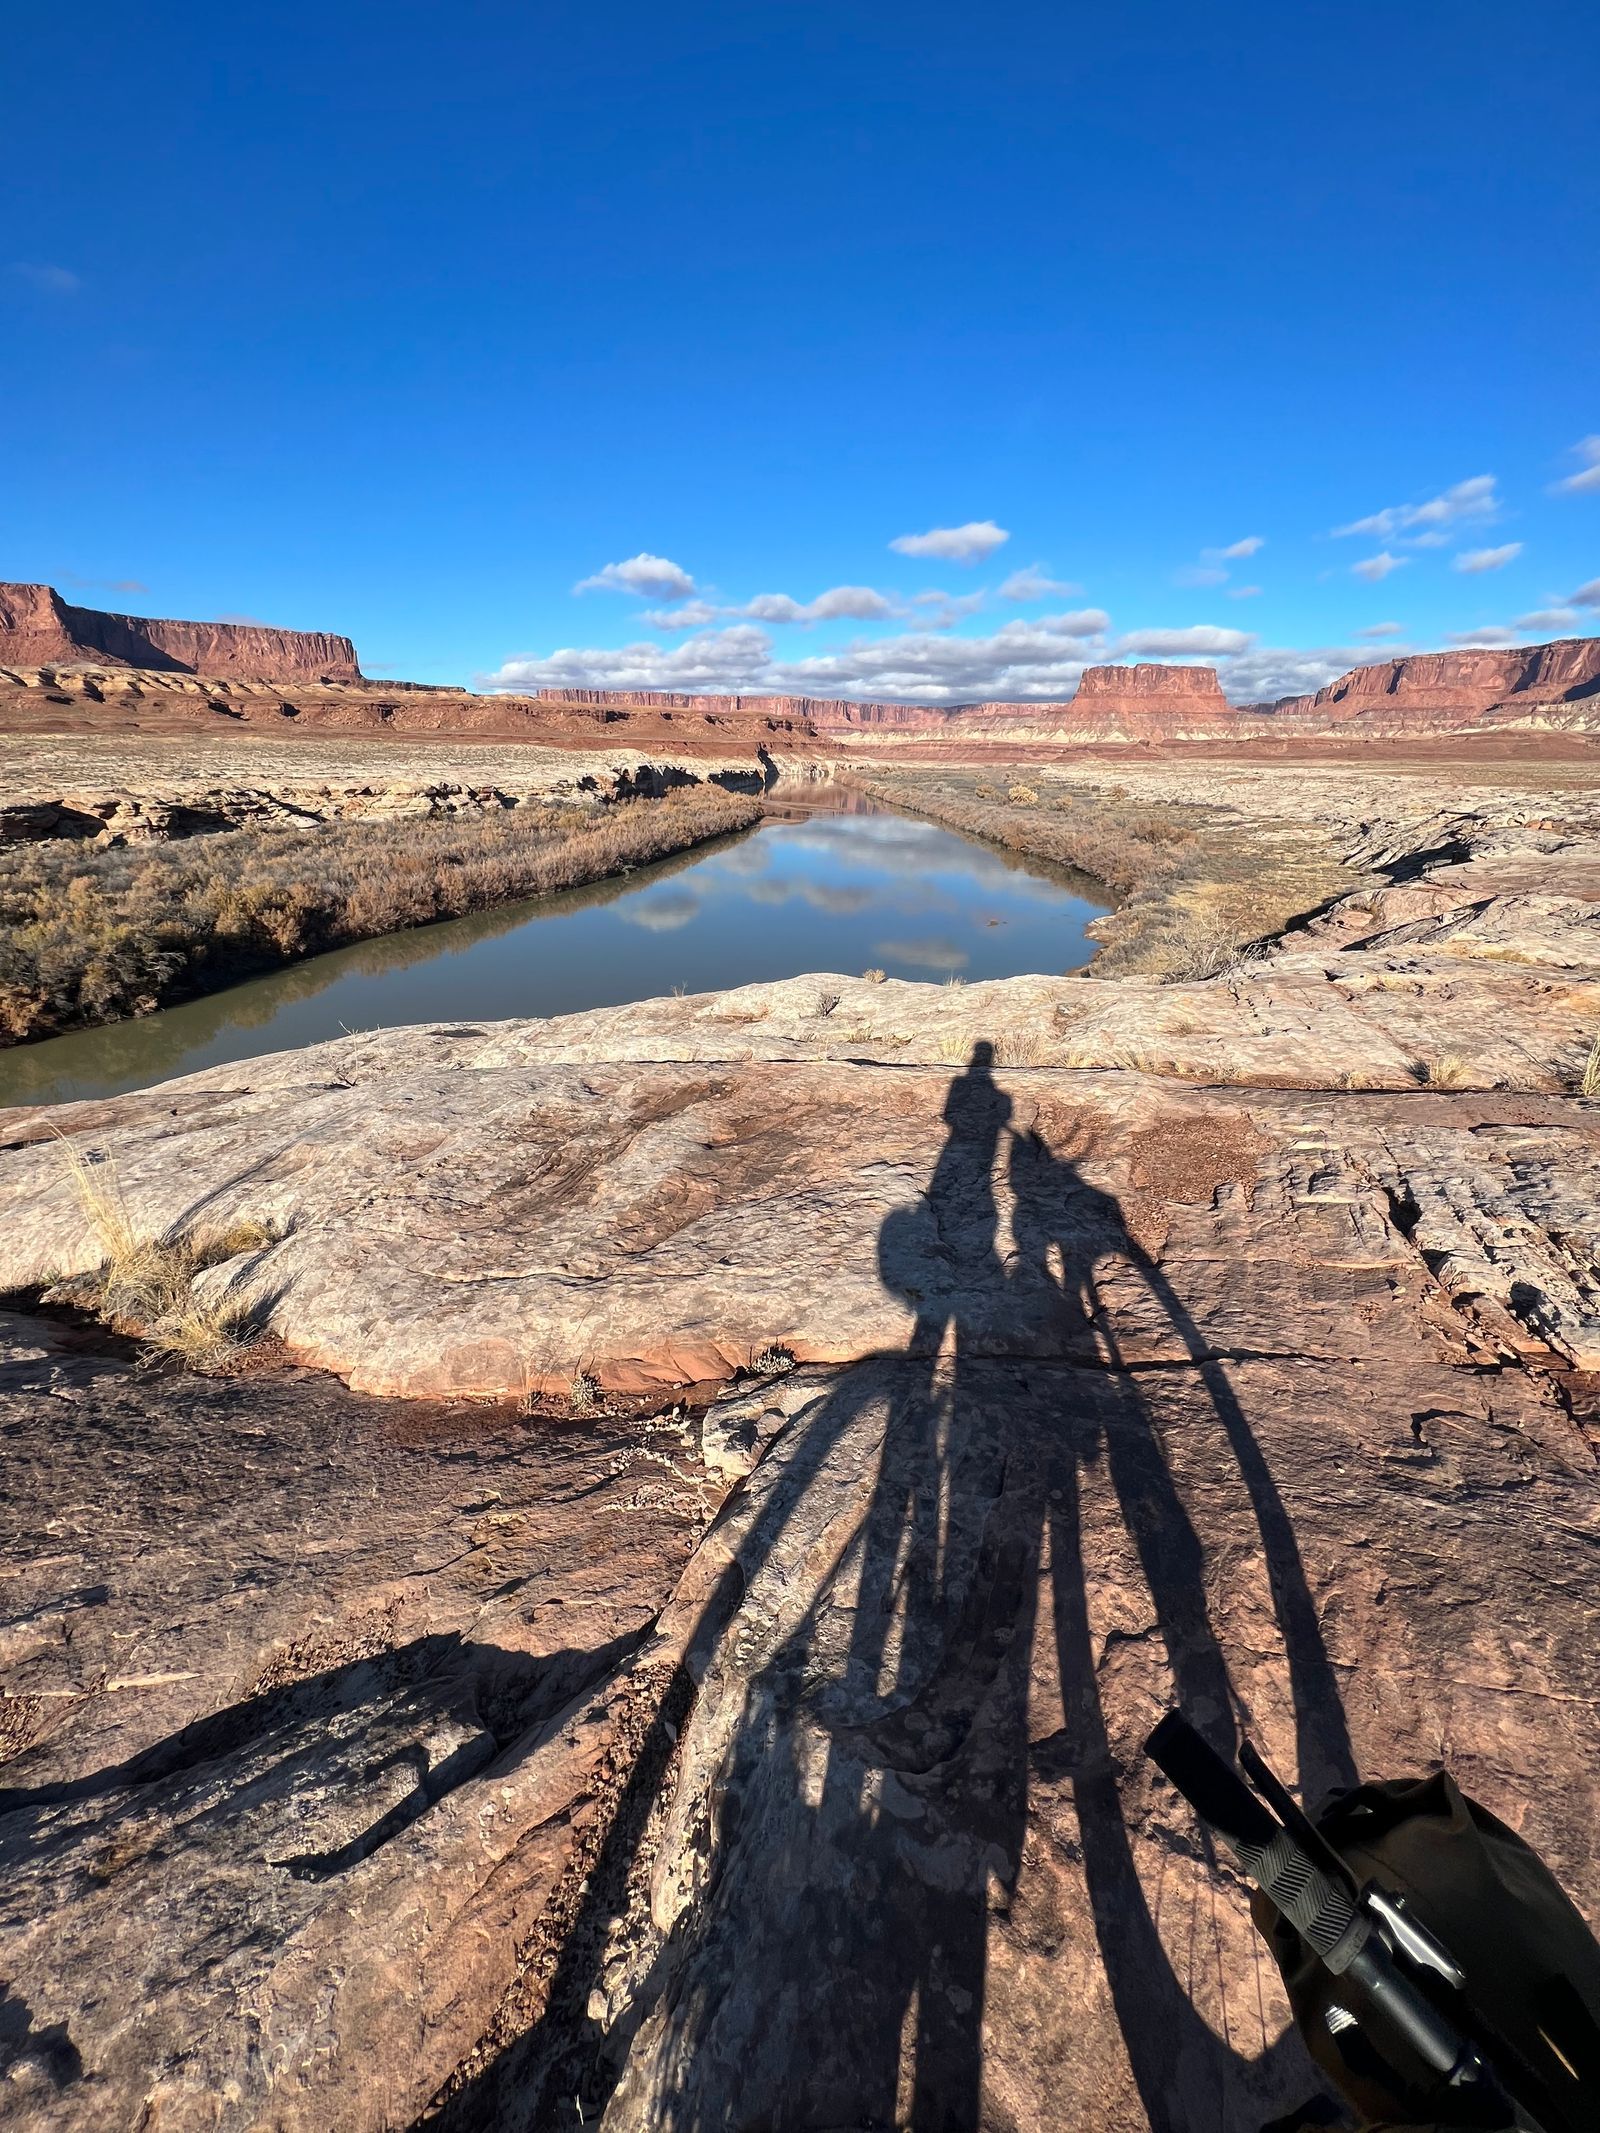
[0, 791, 1110, 1108]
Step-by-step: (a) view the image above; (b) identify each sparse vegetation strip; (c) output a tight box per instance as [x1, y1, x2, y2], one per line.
[845, 767, 1357, 980]
[0, 785, 761, 1044]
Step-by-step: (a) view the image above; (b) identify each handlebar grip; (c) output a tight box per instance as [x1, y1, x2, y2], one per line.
[1144, 1712, 1491, 2095]
[1144, 1714, 1369, 1971]
[1145, 1712, 1278, 1848]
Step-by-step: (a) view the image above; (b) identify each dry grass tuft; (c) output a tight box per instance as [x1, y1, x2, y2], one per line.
[53, 1135, 278, 1368]
[751, 1343, 795, 1377]
[862, 967, 886, 984]
[992, 1030, 1051, 1067]
[1410, 1055, 1472, 1089]
[1139, 892, 1270, 983]
[1580, 1033, 1600, 1099]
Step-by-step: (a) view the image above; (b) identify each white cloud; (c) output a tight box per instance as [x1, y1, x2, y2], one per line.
[644, 599, 721, 629]
[912, 589, 986, 628]
[1515, 607, 1580, 631]
[481, 613, 1115, 705]
[771, 613, 1111, 702]
[620, 891, 702, 932]
[1572, 579, 1600, 609]
[493, 580, 1565, 710]
[1552, 436, 1600, 497]
[743, 585, 899, 624]
[1333, 475, 1498, 543]
[804, 585, 900, 622]
[484, 624, 773, 693]
[62, 572, 148, 594]
[1454, 542, 1523, 573]
[639, 580, 1007, 632]
[998, 564, 1081, 601]
[1220, 645, 1374, 704]
[736, 594, 806, 623]
[575, 552, 697, 599]
[1115, 625, 1253, 657]
[872, 937, 970, 972]
[1226, 584, 1263, 599]
[12, 261, 80, 294]
[1175, 537, 1265, 590]
[889, 519, 1009, 564]
[1353, 551, 1407, 581]
[1445, 627, 1520, 647]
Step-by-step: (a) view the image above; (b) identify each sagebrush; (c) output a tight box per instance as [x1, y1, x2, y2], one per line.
[1, 787, 760, 1043]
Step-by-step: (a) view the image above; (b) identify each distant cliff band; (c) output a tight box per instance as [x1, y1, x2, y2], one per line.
[3, 581, 1598, 736]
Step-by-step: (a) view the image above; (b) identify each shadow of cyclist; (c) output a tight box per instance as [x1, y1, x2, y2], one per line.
[427, 1044, 1351, 2133]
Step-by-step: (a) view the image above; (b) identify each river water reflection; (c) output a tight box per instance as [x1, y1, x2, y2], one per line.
[1, 795, 1110, 1107]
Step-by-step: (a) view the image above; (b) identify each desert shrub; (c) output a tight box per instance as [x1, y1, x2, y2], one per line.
[0, 786, 761, 1043]
[568, 1370, 602, 1415]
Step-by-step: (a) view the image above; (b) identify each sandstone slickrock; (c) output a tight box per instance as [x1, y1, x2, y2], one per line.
[0, 770, 742, 849]
[0, 583, 362, 684]
[3, 747, 1600, 2128]
[0, 1325, 718, 2130]
[2, 1041, 1598, 2129]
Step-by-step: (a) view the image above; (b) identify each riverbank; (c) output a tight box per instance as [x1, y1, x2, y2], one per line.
[843, 763, 1361, 976]
[0, 784, 762, 1045]
[0, 799, 1115, 1104]
[2, 748, 1599, 2128]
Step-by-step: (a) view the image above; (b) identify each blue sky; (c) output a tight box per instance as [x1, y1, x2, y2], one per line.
[6, 0, 1598, 704]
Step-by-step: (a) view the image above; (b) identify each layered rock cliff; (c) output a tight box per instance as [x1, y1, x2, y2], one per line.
[3, 587, 1598, 753]
[1076, 662, 1227, 702]
[528, 667, 1246, 744]
[534, 688, 947, 729]
[0, 583, 362, 683]
[1260, 638, 1600, 724]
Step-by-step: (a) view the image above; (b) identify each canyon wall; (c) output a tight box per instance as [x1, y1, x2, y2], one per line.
[0, 583, 362, 684]
[534, 689, 959, 732]
[2, 584, 1597, 749]
[529, 665, 1240, 741]
[1260, 639, 1600, 723]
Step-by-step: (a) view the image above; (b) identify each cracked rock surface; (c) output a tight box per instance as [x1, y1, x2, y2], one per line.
[2, 759, 1599, 2128]
[0, 1332, 718, 2129]
[2, 1039, 1598, 2128]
